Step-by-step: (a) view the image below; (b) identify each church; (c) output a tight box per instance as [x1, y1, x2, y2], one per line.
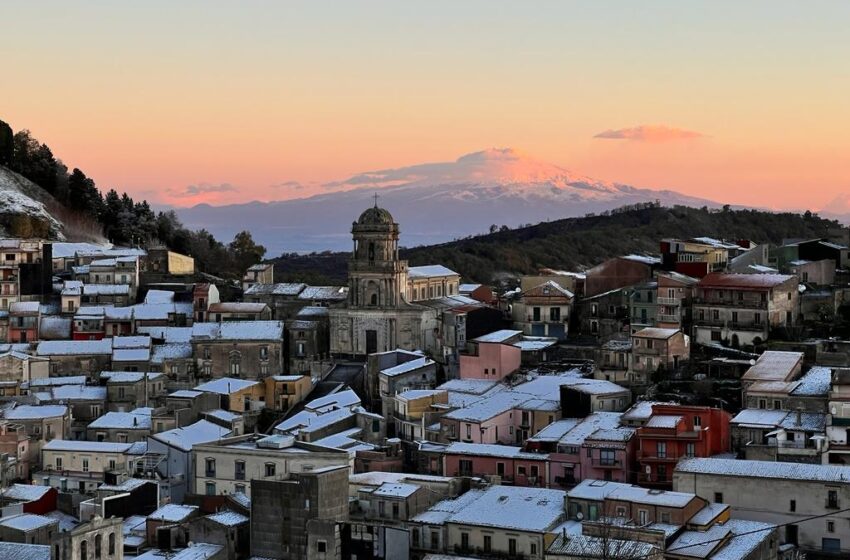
[329, 203, 440, 358]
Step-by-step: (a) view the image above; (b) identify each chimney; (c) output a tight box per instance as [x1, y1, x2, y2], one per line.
[795, 407, 802, 426]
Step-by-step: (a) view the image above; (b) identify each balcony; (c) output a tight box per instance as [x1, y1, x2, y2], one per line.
[656, 297, 680, 306]
[591, 458, 622, 468]
[694, 319, 766, 332]
[657, 314, 680, 323]
[693, 298, 767, 310]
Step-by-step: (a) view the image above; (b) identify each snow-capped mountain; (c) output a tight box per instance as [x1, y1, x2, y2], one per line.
[0, 165, 65, 239]
[176, 148, 720, 254]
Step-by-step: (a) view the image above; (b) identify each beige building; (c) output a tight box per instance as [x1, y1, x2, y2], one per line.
[54, 516, 123, 560]
[243, 263, 274, 292]
[630, 327, 690, 383]
[0, 350, 48, 394]
[192, 433, 350, 497]
[192, 321, 284, 378]
[40, 440, 135, 494]
[674, 457, 850, 556]
[406, 265, 460, 302]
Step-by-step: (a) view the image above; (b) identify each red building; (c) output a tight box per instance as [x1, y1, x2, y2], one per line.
[636, 404, 731, 489]
[442, 442, 549, 487]
[8, 301, 40, 343]
[0, 484, 58, 515]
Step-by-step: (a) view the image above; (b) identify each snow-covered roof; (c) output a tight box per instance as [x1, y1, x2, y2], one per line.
[138, 326, 193, 343]
[706, 519, 776, 560]
[48, 385, 107, 401]
[100, 371, 163, 384]
[644, 415, 684, 429]
[112, 348, 151, 362]
[513, 338, 558, 351]
[82, 284, 130, 296]
[89, 410, 152, 430]
[633, 327, 681, 339]
[559, 412, 624, 447]
[408, 265, 459, 279]
[0, 514, 57, 532]
[151, 420, 231, 452]
[380, 356, 435, 377]
[689, 502, 730, 526]
[275, 406, 357, 436]
[36, 339, 112, 356]
[791, 366, 832, 397]
[437, 378, 498, 396]
[0, 542, 51, 560]
[168, 389, 203, 399]
[205, 510, 249, 527]
[195, 377, 260, 395]
[445, 486, 566, 533]
[9, 301, 40, 314]
[244, 282, 306, 296]
[191, 321, 284, 341]
[569, 479, 696, 507]
[43, 440, 132, 453]
[676, 457, 850, 483]
[410, 489, 487, 525]
[305, 388, 361, 412]
[38, 316, 71, 340]
[622, 254, 661, 265]
[0, 484, 53, 503]
[741, 351, 803, 382]
[528, 419, 582, 443]
[621, 401, 671, 422]
[395, 389, 446, 402]
[297, 285, 347, 301]
[371, 482, 421, 499]
[547, 533, 658, 558]
[445, 442, 549, 460]
[472, 329, 523, 344]
[205, 409, 241, 423]
[4, 405, 68, 420]
[208, 302, 268, 314]
[148, 503, 199, 523]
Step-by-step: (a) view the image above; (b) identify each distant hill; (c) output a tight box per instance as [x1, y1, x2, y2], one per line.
[176, 148, 721, 254]
[0, 164, 66, 239]
[270, 204, 843, 285]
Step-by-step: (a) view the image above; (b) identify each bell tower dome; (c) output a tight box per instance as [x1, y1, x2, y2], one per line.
[349, 201, 408, 308]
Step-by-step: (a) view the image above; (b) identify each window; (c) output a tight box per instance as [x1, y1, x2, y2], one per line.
[265, 463, 276, 477]
[714, 492, 723, 503]
[646, 339, 654, 349]
[657, 442, 667, 459]
[55, 456, 63, 469]
[600, 449, 616, 466]
[508, 538, 517, 555]
[685, 443, 695, 458]
[773, 399, 782, 410]
[317, 540, 327, 553]
[461, 532, 469, 550]
[392, 502, 399, 519]
[466, 424, 471, 439]
[517, 466, 526, 476]
[694, 415, 702, 427]
[827, 489, 839, 509]
[591, 304, 598, 317]
[205, 458, 216, 477]
[108, 533, 115, 555]
[827, 520, 835, 533]
[660, 512, 671, 524]
[235, 460, 246, 480]
[638, 509, 648, 525]
[657, 465, 667, 482]
[531, 543, 537, 555]
[82, 458, 90, 472]
[205, 482, 216, 496]
[530, 465, 539, 478]
[790, 500, 796, 512]
[203, 346, 211, 359]
[550, 307, 561, 321]
[483, 535, 491, 552]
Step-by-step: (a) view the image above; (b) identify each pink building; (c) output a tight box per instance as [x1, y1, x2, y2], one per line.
[459, 329, 522, 381]
[525, 412, 635, 489]
[442, 442, 549, 487]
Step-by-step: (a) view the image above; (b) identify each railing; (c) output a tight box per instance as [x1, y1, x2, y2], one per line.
[657, 314, 680, 323]
[693, 298, 767, 310]
[656, 297, 680, 306]
[591, 458, 621, 468]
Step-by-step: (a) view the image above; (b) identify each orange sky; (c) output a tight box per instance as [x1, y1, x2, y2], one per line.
[3, 1, 849, 211]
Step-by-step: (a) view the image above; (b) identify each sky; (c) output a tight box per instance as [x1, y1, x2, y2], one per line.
[2, 1, 850, 211]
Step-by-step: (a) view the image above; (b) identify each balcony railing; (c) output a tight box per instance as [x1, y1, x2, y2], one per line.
[591, 458, 621, 468]
[656, 297, 680, 306]
[693, 298, 767, 310]
[657, 314, 680, 323]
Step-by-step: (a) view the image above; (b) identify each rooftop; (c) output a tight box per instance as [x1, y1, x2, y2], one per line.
[190, 321, 284, 341]
[195, 377, 260, 395]
[633, 327, 681, 339]
[698, 272, 796, 289]
[742, 351, 803, 382]
[569, 479, 696, 508]
[148, 503, 199, 523]
[408, 265, 459, 279]
[676, 457, 850, 483]
[445, 442, 549, 460]
[445, 486, 566, 533]
[472, 329, 523, 344]
[151, 420, 231, 452]
[43, 440, 132, 453]
[380, 356, 435, 377]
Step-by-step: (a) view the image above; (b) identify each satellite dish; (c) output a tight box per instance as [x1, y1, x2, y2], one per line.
[576, 512, 584, 520]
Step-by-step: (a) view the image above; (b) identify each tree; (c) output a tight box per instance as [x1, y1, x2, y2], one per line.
[229, 230, 266, 273]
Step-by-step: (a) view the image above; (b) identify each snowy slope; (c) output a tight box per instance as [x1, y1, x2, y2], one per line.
[176, 148, 720, 254]
[0, 165, 65, 239]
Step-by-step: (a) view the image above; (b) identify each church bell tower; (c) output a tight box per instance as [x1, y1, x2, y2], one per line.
[349, 199, 408, 308]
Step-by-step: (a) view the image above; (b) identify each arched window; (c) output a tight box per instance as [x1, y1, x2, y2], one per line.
[95, 534, 102, 558]
[108, 533, 115, 555]
[368, 242, 375, 262]
[229, 351, 242, 376]
[80, 540, 87, 559]
[370, 293, 378, 306]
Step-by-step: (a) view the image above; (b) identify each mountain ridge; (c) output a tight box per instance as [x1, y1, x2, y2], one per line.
[175, 148, 722, 254]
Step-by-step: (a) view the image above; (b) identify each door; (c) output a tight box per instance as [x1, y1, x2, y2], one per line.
[365, 330, 378, 354]
[786, 525, 798, 546]
[531, 324, 545, 336]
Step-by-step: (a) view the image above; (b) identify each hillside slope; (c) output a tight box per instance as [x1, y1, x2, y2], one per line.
[270, 205, 842, 284]
[0, 165, 65, 239]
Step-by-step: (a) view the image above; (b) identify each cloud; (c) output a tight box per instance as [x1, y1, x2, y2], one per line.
[270, 180, 308, 190]
[594, 125, 704, 142]
[169, 182, 239, 198]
